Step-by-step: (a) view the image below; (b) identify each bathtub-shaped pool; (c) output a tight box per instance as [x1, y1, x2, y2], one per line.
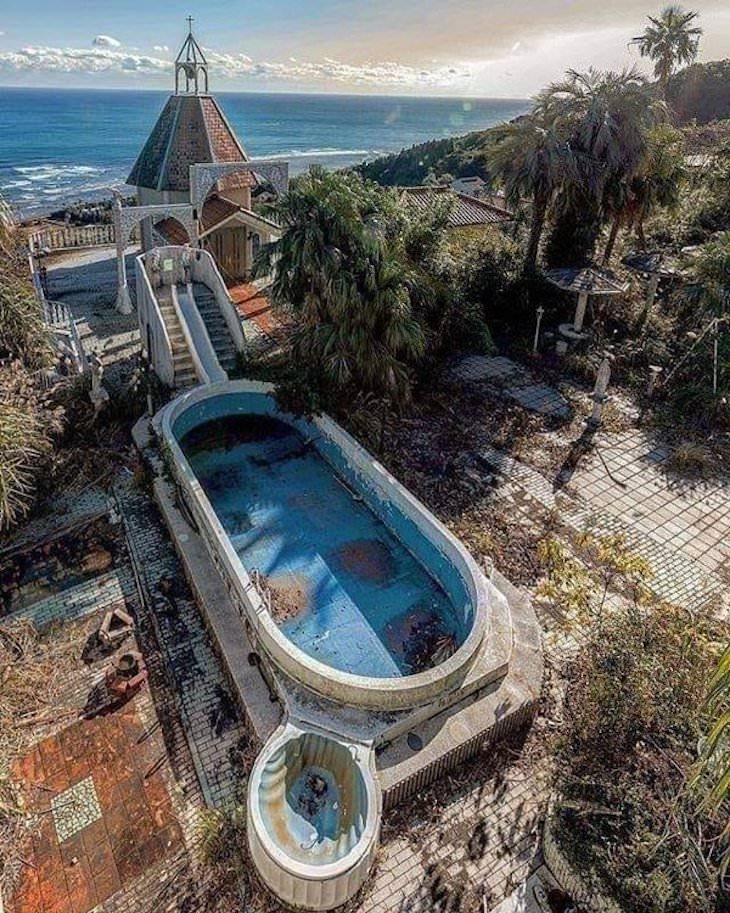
[248, 725, 380, 910]
[159, 381, 489, 709]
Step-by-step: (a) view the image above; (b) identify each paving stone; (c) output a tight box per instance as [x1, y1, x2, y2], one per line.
[506, 383, 572, 421]
[452, 355, 527, 383]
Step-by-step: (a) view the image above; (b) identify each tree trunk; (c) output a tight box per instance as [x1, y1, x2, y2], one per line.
[603, 216, 621, 265]
[637, 220, 647, 251]
[524, 194, 547, 274]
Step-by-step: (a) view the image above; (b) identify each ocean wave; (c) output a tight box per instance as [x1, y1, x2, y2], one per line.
[261, 147, 372, 160]
[14, 164, 104, 179]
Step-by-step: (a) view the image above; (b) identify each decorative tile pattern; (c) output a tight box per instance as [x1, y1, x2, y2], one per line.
[51, 776, 102, 843]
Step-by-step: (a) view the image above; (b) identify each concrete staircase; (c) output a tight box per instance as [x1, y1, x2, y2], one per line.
[157, 288, 198, 388]
[191, 283, 238, 375]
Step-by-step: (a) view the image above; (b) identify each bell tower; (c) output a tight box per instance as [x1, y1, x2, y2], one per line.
[175, 16, 209, 94]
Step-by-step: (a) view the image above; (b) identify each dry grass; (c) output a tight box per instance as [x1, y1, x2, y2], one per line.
[666, 440, 710, 476]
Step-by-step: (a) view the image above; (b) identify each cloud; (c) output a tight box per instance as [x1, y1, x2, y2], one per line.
[93, 35, 121, 49]
[153, 44, 169, 53]
[0, 42, 472, 88]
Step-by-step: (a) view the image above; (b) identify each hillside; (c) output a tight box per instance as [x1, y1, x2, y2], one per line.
[667, 59, 730, 125]
[355, 127, 502, 187]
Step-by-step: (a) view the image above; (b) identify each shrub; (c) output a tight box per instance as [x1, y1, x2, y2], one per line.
[554, 600, 726, 913]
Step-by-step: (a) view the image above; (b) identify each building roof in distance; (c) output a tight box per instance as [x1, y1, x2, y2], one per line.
[544, 266, 629, 296]
[401, 186, 513, 228]
[127, 94, 252, 193]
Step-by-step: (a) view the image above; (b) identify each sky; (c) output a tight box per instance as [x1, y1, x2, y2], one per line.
[0, 0, 727, 97]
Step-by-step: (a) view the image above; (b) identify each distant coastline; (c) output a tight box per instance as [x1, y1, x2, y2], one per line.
[0, 87, 530, 219]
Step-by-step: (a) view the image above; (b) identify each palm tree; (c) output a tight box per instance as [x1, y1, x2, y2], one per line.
[535, 68, 666, 265]
[487, 116, 574, 273]
[602, 124, 685, 261]
[631, 5, 702, 99]
[255, 168, 425, 408]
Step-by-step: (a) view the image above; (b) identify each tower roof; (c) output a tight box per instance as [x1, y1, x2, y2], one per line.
[127, 20, 255, 193]
[126, 94, 250, 192]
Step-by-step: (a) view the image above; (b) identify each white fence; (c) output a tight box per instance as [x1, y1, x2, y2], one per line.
[29, 222, 138, 252]
[27, 249, 88, 375]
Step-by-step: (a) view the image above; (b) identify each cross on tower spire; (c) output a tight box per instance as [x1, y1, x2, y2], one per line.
[174, 17, 209, 95]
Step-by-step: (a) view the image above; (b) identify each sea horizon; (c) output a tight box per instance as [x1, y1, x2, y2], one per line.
[0, 86, 531, 219]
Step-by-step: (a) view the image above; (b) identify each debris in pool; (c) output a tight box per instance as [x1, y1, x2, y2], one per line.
[400, 611, 458, 673]
[331, 538, 397, 584]
[309, 774, 327, 797]
[266, 575, 311, 623]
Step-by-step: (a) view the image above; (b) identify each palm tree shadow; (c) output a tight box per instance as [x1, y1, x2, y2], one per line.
[553, 423, 598, 492]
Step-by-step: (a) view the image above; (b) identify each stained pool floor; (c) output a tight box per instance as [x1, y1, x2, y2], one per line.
[180, 416, 465, 678]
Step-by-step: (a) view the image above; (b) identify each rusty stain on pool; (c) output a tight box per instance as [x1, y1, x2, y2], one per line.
[331, 539, 397, 585]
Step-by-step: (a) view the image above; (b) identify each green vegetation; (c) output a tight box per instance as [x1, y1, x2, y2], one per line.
[535, 67, 667, 266]
[555, 598, 727, 913]
[488, 115, 572, 272]
[255, 167, 498, 414]
[631, 4, 703, 98]
[356, 130, 498, 188]
[667, 59, 730, 124]
[694, 645, 730, 878]
[0, 206, 59, 532]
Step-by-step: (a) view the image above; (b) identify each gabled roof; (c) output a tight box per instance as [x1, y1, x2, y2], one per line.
[127, 94, 252, 193]
[401, 186, 513, 228]
[154, 194, 279, 244]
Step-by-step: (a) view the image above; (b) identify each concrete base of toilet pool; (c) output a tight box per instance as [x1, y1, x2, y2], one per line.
[140, 381, 543, 911]
[248, 725, 380, 910]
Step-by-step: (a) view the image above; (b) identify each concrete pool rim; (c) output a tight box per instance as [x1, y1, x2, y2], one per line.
[247, 723, 381, 888]
[156, 379, 491, 711]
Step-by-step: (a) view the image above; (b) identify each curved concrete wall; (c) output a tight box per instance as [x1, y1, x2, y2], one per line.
[248, 724, 380, 911]
[156, 380, 491, 710]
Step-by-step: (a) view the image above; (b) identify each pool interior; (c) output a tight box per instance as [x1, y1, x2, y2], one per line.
[258, 733, 368, 866]
[179, 414, 469, 678]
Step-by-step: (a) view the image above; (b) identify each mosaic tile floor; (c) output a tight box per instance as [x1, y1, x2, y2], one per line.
[51, 777, 102, 843]
[9, 705, 183, 913]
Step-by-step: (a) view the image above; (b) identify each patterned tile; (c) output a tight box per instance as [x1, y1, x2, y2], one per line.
[51, 777, 102, 843]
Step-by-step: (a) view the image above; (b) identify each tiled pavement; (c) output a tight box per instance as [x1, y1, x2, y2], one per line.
[11, 704, 184, 913]
[46, 248, 140, 388]
[10, 568, 135, 631]
[114, 482, 248, 810]
[475, 435, 726, 611]
[567, 430, 730, 582]
[3, 565, 204, 913]
[452, 355, 572, 421]
[360, 747, 549, 913]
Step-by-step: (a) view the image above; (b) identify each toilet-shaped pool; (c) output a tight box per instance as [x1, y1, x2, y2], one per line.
[248, 725, 380, 910]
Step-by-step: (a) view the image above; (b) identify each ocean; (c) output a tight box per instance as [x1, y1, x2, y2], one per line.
[0, 87, 530, 218]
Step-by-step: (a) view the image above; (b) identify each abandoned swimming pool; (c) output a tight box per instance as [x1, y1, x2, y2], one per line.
[160, 381, 489, 710]
[178, 412, 468, 678]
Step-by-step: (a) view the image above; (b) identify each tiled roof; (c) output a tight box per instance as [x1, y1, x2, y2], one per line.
[401, 186, 513, 227]
[127, 94, 250, 192]
[544, 267, 629, 295]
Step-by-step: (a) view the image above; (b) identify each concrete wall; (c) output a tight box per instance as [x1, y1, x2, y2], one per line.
[134, 253, 175, 387]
